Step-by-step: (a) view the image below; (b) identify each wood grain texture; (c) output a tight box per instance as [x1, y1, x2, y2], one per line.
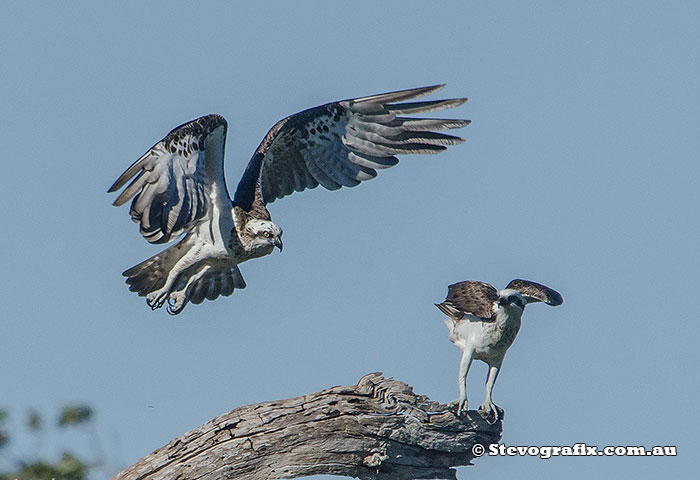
[112, 373, 502, 480]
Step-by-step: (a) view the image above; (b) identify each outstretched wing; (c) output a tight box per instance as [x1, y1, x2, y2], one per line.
[436, 281, 499, 320]
[108, 114, 230, 244]
[233, 85, 469, 211]
[506, 279, 563, 306]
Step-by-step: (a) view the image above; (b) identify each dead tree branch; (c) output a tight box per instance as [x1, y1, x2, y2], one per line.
[113, 372, 502, 480]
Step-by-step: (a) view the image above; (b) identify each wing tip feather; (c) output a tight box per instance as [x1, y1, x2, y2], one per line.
[350, 84, 448, 105]
[435, 301, 462, 319]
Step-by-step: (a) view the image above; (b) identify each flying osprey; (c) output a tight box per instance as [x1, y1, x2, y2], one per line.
[435, 279, 563, 422]
[109, 85, 468, 314]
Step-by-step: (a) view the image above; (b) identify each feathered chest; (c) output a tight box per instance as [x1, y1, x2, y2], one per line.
[481, 313, 522, 352]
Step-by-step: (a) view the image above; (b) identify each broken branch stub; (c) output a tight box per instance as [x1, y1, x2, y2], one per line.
[112, 372, 502, 480]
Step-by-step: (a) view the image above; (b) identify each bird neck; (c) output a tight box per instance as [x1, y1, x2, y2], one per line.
[496, 306, 523, 330]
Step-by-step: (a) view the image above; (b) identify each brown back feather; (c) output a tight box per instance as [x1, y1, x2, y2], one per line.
[438, 281, 499, 320]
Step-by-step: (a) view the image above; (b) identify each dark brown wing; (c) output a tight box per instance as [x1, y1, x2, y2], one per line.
[233, 85, 469, 212]
[506, 279, 563, 306]
[436, 281, 499, 320]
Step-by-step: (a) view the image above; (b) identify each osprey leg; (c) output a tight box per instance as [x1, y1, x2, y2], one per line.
[457, 348, 474, 416]
[141, 244, 203, 309]
[480, 360, 503, 422]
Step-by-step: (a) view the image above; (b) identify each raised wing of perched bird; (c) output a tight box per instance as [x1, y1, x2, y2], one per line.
[435, 279, 563, 422]
[109, 85, 469, 314]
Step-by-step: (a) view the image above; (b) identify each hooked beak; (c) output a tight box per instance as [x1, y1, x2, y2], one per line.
[274, 236, 283, 252]
[498, 297, 508, 307]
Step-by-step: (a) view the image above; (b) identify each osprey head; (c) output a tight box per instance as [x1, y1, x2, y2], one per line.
[242, 219, 283, 257]
[496, 288, 525, 312]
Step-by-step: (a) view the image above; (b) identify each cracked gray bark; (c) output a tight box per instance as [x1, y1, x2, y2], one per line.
[112, 372, 502, 480]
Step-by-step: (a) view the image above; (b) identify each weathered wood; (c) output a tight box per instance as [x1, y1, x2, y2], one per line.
[112, 373, 502, 480]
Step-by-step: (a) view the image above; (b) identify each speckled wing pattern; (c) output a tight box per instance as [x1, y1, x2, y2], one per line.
[108, 115, 229, 244]
[437, 281, 499, 320]
[506, 279, 564, 306]
[233, 85, 469, 211]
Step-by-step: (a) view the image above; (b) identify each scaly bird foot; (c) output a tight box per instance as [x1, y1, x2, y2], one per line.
[146, 290, 168, 310]
[478, 402, 502, 424]
[450, 398, 467, 416]
[166, 291, 187, 315]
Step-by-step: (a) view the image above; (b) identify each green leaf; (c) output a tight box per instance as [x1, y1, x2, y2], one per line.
[27, 409, 42, 432]
[57, 405, 92, 428]
[5, 452, 88, 480]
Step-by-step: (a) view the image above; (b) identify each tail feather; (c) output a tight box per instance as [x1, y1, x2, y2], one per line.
[188, 266, 245, 306]
[122, 239, 189, 297]
[123, 255, 166, 296]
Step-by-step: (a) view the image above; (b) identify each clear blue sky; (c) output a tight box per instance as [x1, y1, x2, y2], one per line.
[1, 1, 697, 478]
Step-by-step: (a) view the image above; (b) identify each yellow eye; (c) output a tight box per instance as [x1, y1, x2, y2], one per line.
[263, 231, 271, 238]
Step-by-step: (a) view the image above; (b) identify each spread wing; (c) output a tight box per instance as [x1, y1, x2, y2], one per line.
[506, 279, 563, 306]
[108, 114, 230, 244]
[233, 85, 469, 211]
[436, 281, 499, 320]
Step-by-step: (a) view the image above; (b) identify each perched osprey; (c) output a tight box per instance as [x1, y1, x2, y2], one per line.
[109, 85, 468, 314]
[435, 279, 563, 421]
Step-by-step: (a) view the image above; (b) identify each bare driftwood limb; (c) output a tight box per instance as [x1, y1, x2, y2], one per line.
[113, 372, 502, 480]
